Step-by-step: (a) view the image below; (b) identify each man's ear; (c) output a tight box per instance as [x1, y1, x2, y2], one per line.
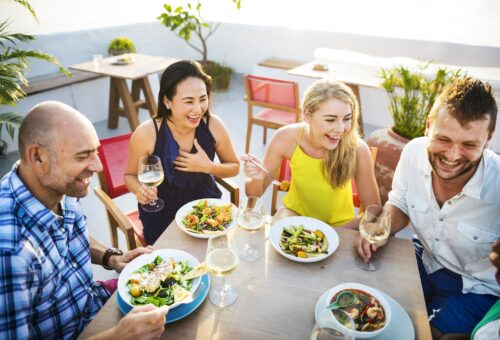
[27, 144, 46, 164]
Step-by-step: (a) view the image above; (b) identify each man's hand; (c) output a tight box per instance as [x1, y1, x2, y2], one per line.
[173, 139, 212, 173]
[90, 305, 169, 340]
[109, 246, 154, 273]
[490, 239, 500, 283]
[354, 232, 388, 262]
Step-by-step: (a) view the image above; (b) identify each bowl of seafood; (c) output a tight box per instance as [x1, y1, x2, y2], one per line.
[175, 198, 237, 239]
[117, 249, 207, 309]
[321, 283, 391, 338]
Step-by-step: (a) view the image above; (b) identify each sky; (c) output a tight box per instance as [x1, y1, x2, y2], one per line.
[2, 0, 500, 47]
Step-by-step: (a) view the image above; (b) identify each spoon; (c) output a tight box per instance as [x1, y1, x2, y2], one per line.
[248, 159, 288, 190]
[326, 290, 356, 310]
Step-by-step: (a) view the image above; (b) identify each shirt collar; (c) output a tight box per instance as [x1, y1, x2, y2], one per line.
[9, 163, 66, 231]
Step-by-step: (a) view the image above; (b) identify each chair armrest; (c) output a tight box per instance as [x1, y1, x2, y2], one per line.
[214, 176, 240, 206]
[94, 187, 136, 233]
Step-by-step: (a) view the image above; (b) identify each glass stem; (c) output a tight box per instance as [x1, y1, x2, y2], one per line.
[220, 275, 226, 298]
[248, 231, 254, 250]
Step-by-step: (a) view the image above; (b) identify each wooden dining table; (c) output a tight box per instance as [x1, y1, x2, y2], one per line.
[79, 220, 432, 339]
[70, 54, 178, 131]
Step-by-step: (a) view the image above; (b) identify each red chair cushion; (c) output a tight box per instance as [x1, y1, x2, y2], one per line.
[255, 108, 297, 125]
[98, 134, 132, 199]
[352, 181, 360, 208]
[127, 210, 147, 246]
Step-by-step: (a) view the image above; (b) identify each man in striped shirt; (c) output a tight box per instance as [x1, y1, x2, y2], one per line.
[0, 101, 168, 339]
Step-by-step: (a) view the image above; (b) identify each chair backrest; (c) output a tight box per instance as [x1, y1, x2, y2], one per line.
[97, 133, 132, 199]
[244, 75, 300, 113]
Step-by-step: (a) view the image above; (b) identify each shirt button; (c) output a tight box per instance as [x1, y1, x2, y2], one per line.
[435, 237, 439, 241]
[473, 236, 478, 240]
[411, 205, 415, 208]
[439, 218, 444, 222]
[447, 201, 452, 205]
[425, 175, 429, 179]
[88, 287, 93, 293]
[72, 262, 78, 268]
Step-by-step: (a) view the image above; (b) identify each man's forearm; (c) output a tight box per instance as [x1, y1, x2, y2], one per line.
[388, 204, 410, 235]
[89, 236, 107, 266]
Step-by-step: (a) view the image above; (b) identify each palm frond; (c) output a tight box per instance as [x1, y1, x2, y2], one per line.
[13, 0, 38, 21]
[0, 112, 24, 141]
[0, 20, 36, 47]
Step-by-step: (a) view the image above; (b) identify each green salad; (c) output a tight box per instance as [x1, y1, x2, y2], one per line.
[127, 255, 193, 307]
[182, 200, 233, 234]
[280, 225, 329, 258]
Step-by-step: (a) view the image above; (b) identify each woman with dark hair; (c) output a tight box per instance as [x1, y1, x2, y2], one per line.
[125, 60, 239, 244]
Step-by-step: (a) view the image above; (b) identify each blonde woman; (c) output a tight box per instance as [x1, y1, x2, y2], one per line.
[243, 79, 380, 228]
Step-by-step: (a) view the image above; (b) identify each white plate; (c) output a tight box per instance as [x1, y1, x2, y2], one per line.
[111, 57, 134, 65]
[315, 286, 415, 340]
[117, 249, 202, 310]
[175, 198, 237, 239]
[269, 216, 339, 263]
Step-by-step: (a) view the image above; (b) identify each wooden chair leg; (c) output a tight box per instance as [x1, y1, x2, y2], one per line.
[263, 127, 267, 144]
[245, 122, 253, 154]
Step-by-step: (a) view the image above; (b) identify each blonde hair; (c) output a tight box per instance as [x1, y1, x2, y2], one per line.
[302, 79, 360, 188]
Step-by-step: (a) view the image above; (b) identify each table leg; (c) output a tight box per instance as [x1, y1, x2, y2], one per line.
[114, 78, 140, 131]
[139, 77, 157, 117]
[108, 79, 120, 129]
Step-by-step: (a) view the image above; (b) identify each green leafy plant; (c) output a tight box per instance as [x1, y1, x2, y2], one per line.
[380, 63, 462, 140]
[108, 37, 137, 55]
[0, 0, 70, 152]
[158, 0, 241, 63]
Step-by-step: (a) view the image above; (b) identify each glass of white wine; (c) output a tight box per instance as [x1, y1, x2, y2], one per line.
[355, 205, 391, 271]
[138, 155, 165, 212]
[206, 233, 239, 307]
[237, 196, 265, 262]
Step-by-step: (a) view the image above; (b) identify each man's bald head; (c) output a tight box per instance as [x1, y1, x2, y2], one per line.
[18, 101, 94, 160]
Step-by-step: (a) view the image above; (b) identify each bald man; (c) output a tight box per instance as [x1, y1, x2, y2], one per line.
[0, 102, 168, 339]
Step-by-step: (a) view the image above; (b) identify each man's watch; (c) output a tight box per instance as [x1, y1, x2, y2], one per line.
[102, 247, 123, 270]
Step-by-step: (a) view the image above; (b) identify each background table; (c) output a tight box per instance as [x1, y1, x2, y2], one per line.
[71, 54, 177, 131]
[80, 222, 432, 339]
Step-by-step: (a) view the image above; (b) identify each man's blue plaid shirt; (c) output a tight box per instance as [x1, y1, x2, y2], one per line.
[0, 165, 110, 339]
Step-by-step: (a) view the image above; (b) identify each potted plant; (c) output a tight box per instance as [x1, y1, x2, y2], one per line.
[108, 37, 137, 56]
[367, 63, 462, 203]
[157, 0, 241, 90]
[0, 0, 69, 156]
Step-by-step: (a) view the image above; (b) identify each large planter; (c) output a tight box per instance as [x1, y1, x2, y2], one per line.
[199, 60, 233, 91]
[367, 127, 410, 204]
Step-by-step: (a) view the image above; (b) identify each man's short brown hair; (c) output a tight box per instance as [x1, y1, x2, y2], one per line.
[429, 77, 497, 134]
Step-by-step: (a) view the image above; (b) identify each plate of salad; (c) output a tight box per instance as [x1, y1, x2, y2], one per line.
[269, 216, 339, 263]
[117, 249, 206, 309]
[175, 198, 237, 239]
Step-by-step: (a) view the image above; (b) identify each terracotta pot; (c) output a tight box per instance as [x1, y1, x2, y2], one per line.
[367, 127, 410, 204]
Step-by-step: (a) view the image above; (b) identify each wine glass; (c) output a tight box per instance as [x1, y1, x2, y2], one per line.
[355, 205, 391, 271]
[205, 233, 239, 307]
[311, 309, 355, 340]
[237, 196, 265, 262]
[138, 155, 165, 212]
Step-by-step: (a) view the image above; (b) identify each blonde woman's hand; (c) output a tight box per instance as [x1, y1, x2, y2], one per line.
[137, 186, 158, 205]
[240, 154, 267, 180]
[174, 139, 212, 173]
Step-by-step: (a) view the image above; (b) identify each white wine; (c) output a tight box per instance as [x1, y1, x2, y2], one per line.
[139, 171, 164, 187]
[206, 248, 239, 277]
[238, 212, 264, 231]
[359, 222, 390, 244]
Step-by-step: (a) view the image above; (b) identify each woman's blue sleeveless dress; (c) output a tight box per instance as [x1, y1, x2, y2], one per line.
[138, 117, 222, 244]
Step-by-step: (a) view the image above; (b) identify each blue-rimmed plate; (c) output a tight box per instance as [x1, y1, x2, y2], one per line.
[315, 286, 415, 340]
[117, 274, 210, 323]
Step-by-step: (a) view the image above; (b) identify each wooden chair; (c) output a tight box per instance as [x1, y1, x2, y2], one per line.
[244, 75, 301, 153]
[94, 133, 240, 250]
[270, 147, 378, 215]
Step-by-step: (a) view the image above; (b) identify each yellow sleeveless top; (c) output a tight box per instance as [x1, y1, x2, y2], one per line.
[282, 128, 354, 226]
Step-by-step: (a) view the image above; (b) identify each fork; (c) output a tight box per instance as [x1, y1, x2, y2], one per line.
[178, 280, 207, 305]
[248, 159, 282, 187]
